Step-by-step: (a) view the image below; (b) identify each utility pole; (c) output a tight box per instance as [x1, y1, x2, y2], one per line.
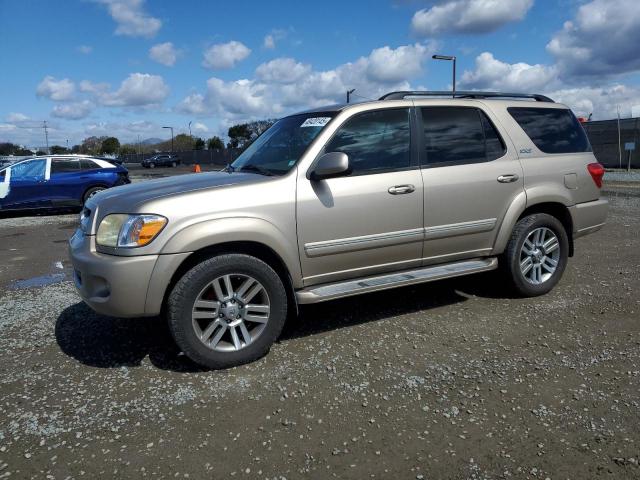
[43, 121, 49, 154]
[617, 105, 622, 169]
[188, 121, 192, 138]
[66, 139, 69, 151]
[346, 89, 355, 103]
[162, 126, 174, 152]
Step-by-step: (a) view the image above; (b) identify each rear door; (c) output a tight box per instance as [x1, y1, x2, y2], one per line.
[418, 104, 524, 264]
[48, 157, 84, 206]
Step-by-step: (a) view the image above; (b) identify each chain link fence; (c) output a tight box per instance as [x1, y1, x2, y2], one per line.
[583, 118, 640, 169]
[119, 149, 241, 167]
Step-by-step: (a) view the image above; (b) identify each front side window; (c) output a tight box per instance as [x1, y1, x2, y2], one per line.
[324, 108, 411, 175]
[51, 159, 80, 174]
[421, 107, 506, 166]
[508, 107, 591, 154]
[9, 159, 47, 180]
[231, 112, 336, 176]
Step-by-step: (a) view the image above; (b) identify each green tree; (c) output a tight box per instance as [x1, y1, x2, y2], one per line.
[80, 136, 105, 155]
[35, 150, 47, 155]
[50, 145, 68, 154]
[119, 144, 137, 155]
[207, 136, 224, 150]
[101, 137, 120, 155]
[194, 137, 205, 150]
[227, 120, 275, 149]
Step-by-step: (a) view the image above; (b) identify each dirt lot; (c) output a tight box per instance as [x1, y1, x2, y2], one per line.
[0, 171, 639, 479]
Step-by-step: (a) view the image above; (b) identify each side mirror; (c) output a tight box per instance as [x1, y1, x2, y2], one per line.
[309, 152, 351, 180]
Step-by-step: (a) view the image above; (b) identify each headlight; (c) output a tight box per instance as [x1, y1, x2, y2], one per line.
[96, 214, 167, 248]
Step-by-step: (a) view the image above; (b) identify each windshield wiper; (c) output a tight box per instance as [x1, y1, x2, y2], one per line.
[236, 164, 274, 176]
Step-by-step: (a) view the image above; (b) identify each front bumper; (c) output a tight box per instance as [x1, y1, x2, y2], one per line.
[569, 198, 609, 239]
[69, 228, 159, 318]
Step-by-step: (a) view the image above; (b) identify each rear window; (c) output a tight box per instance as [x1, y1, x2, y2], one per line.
[81, 159, 99, 170]
[508, 107, 591, 154]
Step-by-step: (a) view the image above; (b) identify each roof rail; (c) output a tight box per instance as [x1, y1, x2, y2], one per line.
[379, 90, 554, 103]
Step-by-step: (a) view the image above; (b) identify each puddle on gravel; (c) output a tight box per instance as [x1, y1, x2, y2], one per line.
[9, 272, 68, 290]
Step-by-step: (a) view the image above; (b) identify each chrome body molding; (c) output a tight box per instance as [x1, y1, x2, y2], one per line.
[423, 218, 497, 240]
[304, 227, 424, 257]
[296, 257, 498, 304]
[304, 219, 497, 258]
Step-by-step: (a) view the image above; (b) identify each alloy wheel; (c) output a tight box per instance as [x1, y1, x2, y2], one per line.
[191, 274, 270, 352]
[519, 227, 560, 285]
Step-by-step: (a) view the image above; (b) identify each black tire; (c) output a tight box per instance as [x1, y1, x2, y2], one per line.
[149, 163, 155, 169]
[83, 186, 106, 204]
[171, 161, 177, 168]
[502, 213, 569, 297]
[167, 254, 288, 369]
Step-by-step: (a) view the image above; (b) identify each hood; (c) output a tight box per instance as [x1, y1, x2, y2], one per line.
[88, 171, 270, 212]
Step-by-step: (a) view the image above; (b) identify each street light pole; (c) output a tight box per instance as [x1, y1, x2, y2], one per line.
[432, 54, 457, 97]
[162, 126, 174, 153]
[347, 89, 355, 103]
[188, 121, 192, 138]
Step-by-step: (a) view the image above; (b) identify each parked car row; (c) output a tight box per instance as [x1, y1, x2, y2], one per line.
[0, 155, 130, 212]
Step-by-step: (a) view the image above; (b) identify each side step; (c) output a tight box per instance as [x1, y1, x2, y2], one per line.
[295, 257, 498, 304]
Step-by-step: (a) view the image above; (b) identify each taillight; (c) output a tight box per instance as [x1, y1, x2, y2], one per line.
[587, 162, 604, 188]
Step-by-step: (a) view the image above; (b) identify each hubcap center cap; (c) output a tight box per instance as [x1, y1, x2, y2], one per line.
[221, 302, 239, 319]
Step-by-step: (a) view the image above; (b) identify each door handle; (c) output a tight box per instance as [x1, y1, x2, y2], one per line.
[497, 174, 519, 183]
[388, 184, 415, 195]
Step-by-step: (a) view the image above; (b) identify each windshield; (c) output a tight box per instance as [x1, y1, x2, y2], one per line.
[230, 113, 336, 176]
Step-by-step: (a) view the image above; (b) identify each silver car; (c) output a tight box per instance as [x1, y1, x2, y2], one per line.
[69, 91, 608, 369]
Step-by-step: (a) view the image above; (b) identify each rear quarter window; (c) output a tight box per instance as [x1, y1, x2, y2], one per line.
[508, 107, 591, 154]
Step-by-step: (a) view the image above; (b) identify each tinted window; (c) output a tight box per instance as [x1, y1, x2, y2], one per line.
[508, 107, 591, 154]
[421, 107, 506, 166]
[80, 159, 99, 170]
[10, 159, 46, 180]
[324, 108, 411, 175]
[51, 159, 80, 174]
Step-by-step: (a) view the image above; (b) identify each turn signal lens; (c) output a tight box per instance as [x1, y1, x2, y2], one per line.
[96, 214, 167, 248]
[587, 162, 605, 188]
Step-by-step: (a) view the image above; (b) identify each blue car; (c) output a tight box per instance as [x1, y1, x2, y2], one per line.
[0, 155, 130, 212]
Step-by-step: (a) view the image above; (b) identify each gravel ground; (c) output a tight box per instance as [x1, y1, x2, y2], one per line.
[0, 178, 639, 479]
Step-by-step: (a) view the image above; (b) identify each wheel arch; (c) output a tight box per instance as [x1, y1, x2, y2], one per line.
[493, 199, 574, 257]
[156, 240, 299, 319]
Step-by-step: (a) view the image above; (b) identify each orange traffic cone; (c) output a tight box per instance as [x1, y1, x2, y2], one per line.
[193, 164, 201, 173]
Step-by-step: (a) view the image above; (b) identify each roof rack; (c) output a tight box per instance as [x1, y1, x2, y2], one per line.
[379, 91, 554, 103]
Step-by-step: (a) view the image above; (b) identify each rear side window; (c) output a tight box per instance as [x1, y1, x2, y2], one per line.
[80, 159, 99, 170]
[324, 108, 411, 175]
[421, 107, 506, 166]
[508, 107, 591, 154]
[51, 159, 79, 174]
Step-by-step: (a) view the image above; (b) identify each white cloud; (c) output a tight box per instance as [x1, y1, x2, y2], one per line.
[460, 52, 559, 91]
[6, 113, 29, 122]
[549, 84, 640, 120]
[263, 34, 275, 49]
[202, 41, 251, 70]
[178, 42, 435, 121]
[365, 43, 432, 83]
[77, 45, 93, 54]
[256, 58, 312, 84]
[149, 42, 180, 66]
[36, 76, 76, 101]
[547, 0, 640, 79]
[192, 122, 209, 133]
[98, 73, 170, 107]
[51, 101, 94, 120]
[95, 0, 161, 38]
[412, 0, 534, 36]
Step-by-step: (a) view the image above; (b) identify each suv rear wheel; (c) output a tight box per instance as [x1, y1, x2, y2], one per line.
[502, 213, 569, 297]
[167, 254, 287, 369]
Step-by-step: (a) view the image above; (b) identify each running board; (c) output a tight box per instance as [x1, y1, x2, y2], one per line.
[296, 257, 498, 304]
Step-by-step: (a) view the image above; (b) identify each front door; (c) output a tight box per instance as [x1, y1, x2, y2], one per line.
[297, 107, 424, 286]
[417, 105, 524, 264]
[1, 158, 49, 210]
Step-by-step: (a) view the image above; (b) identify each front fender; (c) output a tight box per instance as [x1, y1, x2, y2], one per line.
[160, 216, 303, 287]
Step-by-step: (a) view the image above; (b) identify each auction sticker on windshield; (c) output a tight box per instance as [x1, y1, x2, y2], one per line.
[301, 117, 332, 128]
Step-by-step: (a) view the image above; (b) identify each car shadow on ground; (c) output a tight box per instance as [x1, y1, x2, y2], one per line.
[55, 271, 510, 373]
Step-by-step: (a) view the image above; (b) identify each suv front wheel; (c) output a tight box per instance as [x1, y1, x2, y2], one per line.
[167, 254, 288, 369]
[503, 213, 569, 297]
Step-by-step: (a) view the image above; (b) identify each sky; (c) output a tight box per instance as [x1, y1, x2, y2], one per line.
[1, 0, 639, 149]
